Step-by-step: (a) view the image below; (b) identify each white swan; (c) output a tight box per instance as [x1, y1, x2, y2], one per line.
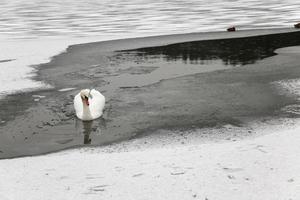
[74, 89, 105, 121]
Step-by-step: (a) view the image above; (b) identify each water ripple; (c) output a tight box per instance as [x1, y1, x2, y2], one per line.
[0, 0, 299, 40]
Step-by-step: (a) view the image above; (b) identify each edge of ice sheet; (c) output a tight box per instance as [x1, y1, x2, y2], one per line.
[0, 36, 128, 99]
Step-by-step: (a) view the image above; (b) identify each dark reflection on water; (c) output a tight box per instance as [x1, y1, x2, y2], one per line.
[75, 117, 107, 145]
[82, 121, 93, 144]
[123, 32, 300, 66]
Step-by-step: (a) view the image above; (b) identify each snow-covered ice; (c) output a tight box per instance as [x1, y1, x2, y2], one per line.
[0, 118, 299, 200]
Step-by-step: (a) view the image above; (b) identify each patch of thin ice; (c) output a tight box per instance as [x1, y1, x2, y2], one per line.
[32, 95, 45, 98]
[275, 46, 300, 55]
[58, 88, 76, 92]
[271, 78, 300, 114]
[272, 78, 300, 98]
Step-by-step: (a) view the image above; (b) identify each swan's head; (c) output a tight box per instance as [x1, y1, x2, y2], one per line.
[80, 89, 90, 106]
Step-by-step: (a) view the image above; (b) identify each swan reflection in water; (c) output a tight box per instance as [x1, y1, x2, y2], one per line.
[75, 118, 106, 145]
[82, 121, 93, 144]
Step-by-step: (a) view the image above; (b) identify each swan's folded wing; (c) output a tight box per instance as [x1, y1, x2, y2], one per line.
[90, 89, 105, 117]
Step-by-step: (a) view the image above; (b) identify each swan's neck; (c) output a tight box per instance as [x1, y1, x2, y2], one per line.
[82, 103, 92, 120]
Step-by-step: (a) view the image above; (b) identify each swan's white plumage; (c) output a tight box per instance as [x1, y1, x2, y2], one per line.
[74, 89, 105, 121]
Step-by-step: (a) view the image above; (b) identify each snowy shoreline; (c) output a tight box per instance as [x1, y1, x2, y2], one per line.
[0, 117, 299, 200]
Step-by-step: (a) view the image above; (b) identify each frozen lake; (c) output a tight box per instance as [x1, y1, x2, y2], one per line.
[0, 0, 300, 96]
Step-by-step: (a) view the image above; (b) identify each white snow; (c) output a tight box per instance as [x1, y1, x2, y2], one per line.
[0, 39, 66, 97]
[0, 119, 299, 200]
[0, 36, 126, 98]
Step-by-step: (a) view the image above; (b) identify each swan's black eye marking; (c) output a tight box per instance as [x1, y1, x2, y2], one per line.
[81, 96, 89, 100]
